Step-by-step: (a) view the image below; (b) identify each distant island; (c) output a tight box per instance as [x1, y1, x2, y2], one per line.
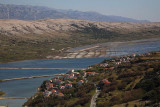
[24, 51, 160, 107]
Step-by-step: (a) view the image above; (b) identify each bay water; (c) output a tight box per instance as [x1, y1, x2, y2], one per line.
[0, 39, 160, 107]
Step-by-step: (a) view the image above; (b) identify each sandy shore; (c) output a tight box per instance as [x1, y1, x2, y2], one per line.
[52, 38, 160, 59]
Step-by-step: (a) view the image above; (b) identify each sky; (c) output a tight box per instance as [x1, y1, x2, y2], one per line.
[0, 0, 160, 22]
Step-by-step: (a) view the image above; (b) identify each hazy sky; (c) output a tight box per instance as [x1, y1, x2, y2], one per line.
[0, 0, 160, 22]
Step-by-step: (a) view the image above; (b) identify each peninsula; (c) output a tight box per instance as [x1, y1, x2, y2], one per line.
[24, 51, 160, 107]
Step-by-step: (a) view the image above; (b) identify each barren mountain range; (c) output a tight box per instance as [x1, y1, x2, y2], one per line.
[0, 19, 159, 37]
[0, 4, 149, 22]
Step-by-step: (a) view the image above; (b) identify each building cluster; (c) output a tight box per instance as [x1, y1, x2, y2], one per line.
[99, 54, 137, 69]
[43, 69, 98, 97]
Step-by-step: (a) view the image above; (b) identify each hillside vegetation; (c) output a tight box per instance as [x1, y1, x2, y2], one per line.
[0, 19, 160, 62]
[94, 52, 160, 107]
[24, 52, 160, 107]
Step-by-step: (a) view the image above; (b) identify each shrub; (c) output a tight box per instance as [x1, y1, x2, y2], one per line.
[142, 87, 160, 102]
[122, 89, 144, 103]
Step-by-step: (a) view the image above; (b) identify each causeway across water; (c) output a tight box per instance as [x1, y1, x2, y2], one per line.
[0, 68, 85, 70]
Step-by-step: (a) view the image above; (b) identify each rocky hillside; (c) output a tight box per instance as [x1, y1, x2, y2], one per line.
[0, 19, 159, 36]
[0, 4, 149, 22]
[0, 19, 160, 62]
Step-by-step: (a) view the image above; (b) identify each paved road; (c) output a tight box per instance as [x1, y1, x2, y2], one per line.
[90, 89, 100, 107]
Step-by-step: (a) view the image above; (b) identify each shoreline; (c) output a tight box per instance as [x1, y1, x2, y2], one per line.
[1, 38, 160, 63]
[0, 51, 159, 106]
[24, 50, 160, 106]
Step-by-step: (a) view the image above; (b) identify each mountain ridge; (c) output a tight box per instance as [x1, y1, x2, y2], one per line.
[0, 4, 149, 22]
[0, 19, 159, 36]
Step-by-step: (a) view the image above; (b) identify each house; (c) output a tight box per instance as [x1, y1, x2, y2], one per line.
[69, 72, 80, 77]
[49, 79, 53, 83]
[116, 62, 121, 65]
[44, 91, 52, 97]
[132, 53, 136, 57]
[78, 80, 84, 85]
[64, 75, 75, 80]
[74, 72, 80, 77]
[81, 71, 87, 77]
[65, 83, 72, 88]
[46, 82, 54, 90]
[51, 89, 57, 93]
[71, 69, 75, 73]
[52, 79, 63, 85]
[105, 67, 114, 70]
[67, 69, 75, 74]
[57, 92, 64, 97]
[60, 85, 65, 89]
[37, 87, 41, 91]
[70, 73, 75, 77]
[100, 63, 108, 67]
[66, 80, 72, 83]
[102, 79, 111, 85]
[73, 77, 77, 79]
[87, 72, 97, 76]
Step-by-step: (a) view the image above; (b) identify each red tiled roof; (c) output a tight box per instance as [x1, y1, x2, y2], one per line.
[58, 92, 64, 96]
[51, 89, 56, 92]
[67, 80, 72, 83]
[102, 79, 111, 84]
[65, 83, 72, 86]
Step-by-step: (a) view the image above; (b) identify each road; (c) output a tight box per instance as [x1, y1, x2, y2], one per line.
[90, 89, 101, 107]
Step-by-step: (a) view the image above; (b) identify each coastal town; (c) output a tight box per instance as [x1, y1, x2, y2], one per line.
[0, 1, 160, 107]
[40, 69, 98, 98]
[39, 54, 137, 99]
[24, 52, 155, 107]
[0, 51, 159, 107]
[0, 50, 159, 107]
